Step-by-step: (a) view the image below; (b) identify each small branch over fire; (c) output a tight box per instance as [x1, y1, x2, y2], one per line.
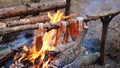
[84, 10, 120, 22]
[0, 10, 120, 36]
[0, 10, 119, 28]
[0, 14, 78, 36]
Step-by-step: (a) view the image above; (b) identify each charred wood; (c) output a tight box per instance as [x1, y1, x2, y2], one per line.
[0, 47, 22, 67]
[0, 26, 89, 67]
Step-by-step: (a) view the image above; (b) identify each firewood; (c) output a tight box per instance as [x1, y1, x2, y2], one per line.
[0, 14, 49, 27]
[0, 46, 22, 67]
[0, 10, 119, 29]
[0, 23, 6, 28]
[51, 27, 89, 67]
[0, 23, 89, 67]
[84, 10, 120, 22]
[0, 18, 83, 36]
[0, 22, 61, 36]
[0, 24, 39, 36]
[0, 10, 119, 37]
[63, 52, 100, 68]
[0, 1, 66, 19]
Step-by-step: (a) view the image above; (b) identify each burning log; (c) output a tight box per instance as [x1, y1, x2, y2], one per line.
[0, 21, 89, 68]
[0, 46, 22, 66]
[0, 46, 60, 67]
[51, 25, 89, 67]
[0, 0, 66, 19]
[0, 10, 100, 67]
[0, 26, 100, 68]
[0, 10, 120, 67]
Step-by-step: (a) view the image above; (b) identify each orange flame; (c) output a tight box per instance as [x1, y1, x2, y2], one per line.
[15, 10, 72, 68]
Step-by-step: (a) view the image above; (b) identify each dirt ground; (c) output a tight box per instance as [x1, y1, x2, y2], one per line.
[0, 0, 120, 68]
[70, 0, 120, 67]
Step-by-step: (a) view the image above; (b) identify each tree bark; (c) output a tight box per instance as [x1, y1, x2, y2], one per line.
[0, 10, 120, 28]
[84, 10, 120, 22]
[0, 0, 66, 19]
[0, 10, 120, 36]
[0, 22, 62, 36]
[0, 14, 49, 27]
[63, 52, 100, 68]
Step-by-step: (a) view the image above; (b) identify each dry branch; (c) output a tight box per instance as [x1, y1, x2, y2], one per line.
[0, 22, 60, 36]
[0, 10, 120, 28]
[0, 10, 120, 35]
[0, 0, 66, 19]
[0, 14, 49, 27]
[0, 24, 38, 36]
[84, 10, 120, 22]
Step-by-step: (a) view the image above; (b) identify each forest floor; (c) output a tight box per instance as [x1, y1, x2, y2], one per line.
[70, 0, 120, 67]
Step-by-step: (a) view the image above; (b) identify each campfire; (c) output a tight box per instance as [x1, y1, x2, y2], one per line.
[0, 0, 120, 68]
[0, 1, 91, 68]
[12, 10, 81, 68]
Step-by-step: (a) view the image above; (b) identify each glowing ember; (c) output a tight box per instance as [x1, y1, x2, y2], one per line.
[14, 10, 72, 68]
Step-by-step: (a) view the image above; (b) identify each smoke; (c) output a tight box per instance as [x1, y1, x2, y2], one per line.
[85, 0, 120, 15]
